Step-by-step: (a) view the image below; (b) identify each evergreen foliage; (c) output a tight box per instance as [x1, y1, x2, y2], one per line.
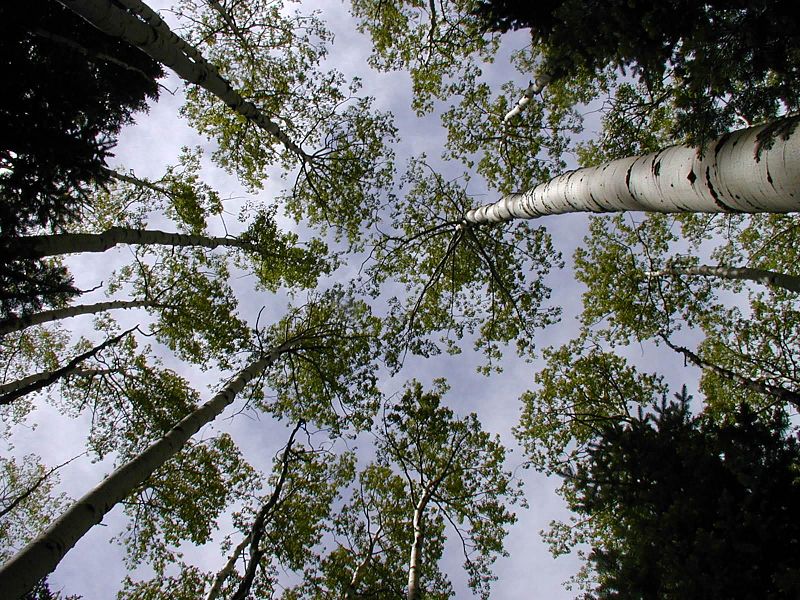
[568, 389, 800, 598]
[474, 0, 800, 146]
[0, 0, 162, 317]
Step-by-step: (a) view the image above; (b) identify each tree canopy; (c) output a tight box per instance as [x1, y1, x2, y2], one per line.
[2, 0, 800, 598]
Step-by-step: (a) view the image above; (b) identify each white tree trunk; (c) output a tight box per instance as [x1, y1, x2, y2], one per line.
[0, 300, 155, 335]
[406, 494, 429, 600]
[16, 227, 249, 259]
[56, 0, 305, 158]
[649, 265, 800, 293]
[466, 119, 800, 224]
[503, 73, 551, 123]
[0, 342, 294, 599]
[204, 533, 252, 600]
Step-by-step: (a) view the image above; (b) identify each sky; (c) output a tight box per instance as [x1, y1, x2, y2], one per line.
[2, 1, 707, 598]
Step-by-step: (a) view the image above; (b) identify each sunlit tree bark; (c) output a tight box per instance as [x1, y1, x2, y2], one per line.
[649, 264, 800, 293]
[466, 119, 800, 224]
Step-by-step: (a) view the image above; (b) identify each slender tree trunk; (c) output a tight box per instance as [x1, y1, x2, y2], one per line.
[343, 531, 380, 600]
[103, 167, 173, 197]
[406, 493, 430, 600]
[649, 265, 800, 293]
[0, 454, 83, 520]
[204, 533, 252, 600]
[503, 72, 551, 123]
[13, 227, 249, 259]
[0, 341, 295, 599]
[0, 300, 156, 336]
[660, 335, 800, 409]
[0, 328, 136, 406]
[230, 421, 302, 600]
[466, 118, 800, 224]
[56, 0, 306, 159]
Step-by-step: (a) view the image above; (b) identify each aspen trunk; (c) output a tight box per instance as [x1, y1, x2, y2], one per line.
[229, 422, 301, 600]
[0, 328, 135, 406]
[344, 526, 382, 600]
[503, 73, 551, 123]
[466, 119, 800, 224]
[204, 533, 252, 600]
[0, 299, 155, 335]
[14, 227, 249, 259]
[0, 342, 293, 599]
[56, 0, 305, 159]
[406, 495, 429, 600]
[651, 265, 800, 293]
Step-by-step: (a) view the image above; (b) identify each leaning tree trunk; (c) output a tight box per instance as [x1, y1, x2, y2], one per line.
[56, 0, 306, 159]
[0, 328, 135, 406]
[660, 335, 800, 409]
[13, 227, 251, 259]
[503, 72, 551, 123]
[229, 422, 302, 600]
[0, 299, 156, 335]
[466, 118, 800, 224]
[650, 265, 800, 293]
[0, 341, 295, 599]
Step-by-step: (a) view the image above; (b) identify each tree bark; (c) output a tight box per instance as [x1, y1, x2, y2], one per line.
[406, 494, 429, 600]
[0, 328, 136, 406]
[0, 300, 156, 336]
[466, 118, 800, 224]
[650, 265, 800, 293]
[0, 341, 295, 599]
[56, 0, 306, 159]
[503, 73, 551, 123]
[660, 335, 800, 409]
[13, 227, 250, 259]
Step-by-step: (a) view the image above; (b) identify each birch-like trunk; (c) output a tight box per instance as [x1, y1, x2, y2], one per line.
[466, 119, 800, 224]
[204, 533, 252, 600]
[343, 536, 378, 600]
[13, 227, 249, 259]
[406, 494, 429, 600]
[0, 342, 294, 599]
[229, 422, 302, 600]
[650, 265, 800, 293]
[0, 300, 155, 335]
[56, 0, 306, 159]
[503, 73, 551, 123]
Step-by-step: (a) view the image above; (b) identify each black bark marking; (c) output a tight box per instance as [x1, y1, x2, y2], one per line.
[706, 167, 739, 212]
[653, 161, 661, 176]
[714, 132, 732, 158]
[625, 162, 634, 190]
[767, 169, 774, 186]
[687, 169, 697, 184]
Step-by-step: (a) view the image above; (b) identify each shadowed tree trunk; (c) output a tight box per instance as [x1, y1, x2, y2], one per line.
[12, 227, 253, 259]
[0, 327, 136, 406]
[56, 0, 306, 159]
[0, 299, 156, 335]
